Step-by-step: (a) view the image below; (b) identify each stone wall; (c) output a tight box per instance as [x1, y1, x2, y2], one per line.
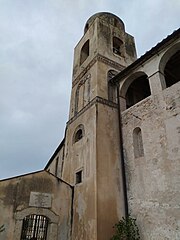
[121, 81, 180, 240]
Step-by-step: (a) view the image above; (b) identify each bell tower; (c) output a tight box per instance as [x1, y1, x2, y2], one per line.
[62, 12, 137, 240]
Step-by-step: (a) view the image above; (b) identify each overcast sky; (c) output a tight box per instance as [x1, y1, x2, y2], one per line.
[0, 0, 179, 179]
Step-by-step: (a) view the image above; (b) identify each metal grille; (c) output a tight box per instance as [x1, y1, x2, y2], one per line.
[20, 214, 48, 240]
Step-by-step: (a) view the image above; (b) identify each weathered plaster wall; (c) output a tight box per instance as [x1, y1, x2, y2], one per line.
[121, 80, 180, 239]
[63, 100, 125, 240]
[63, 105, 97, 240]
[96, 103, 125, 240]
[46, 145, 65, 178]
[64, 13, 137, 240]
[0, 171, 72, 240]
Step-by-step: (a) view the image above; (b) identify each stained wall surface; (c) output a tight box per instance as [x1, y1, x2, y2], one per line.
[0, 171, 72, 240]
[61, 12, 135, 240]
[46, 143, 65, 179]
[120, 39, 180, 240]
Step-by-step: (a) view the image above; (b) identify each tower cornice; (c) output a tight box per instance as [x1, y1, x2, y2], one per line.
[72, 53, 125, 88]
[67, 96, 118, 125]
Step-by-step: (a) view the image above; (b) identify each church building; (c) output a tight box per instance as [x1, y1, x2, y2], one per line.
[0, 12, 179, 240]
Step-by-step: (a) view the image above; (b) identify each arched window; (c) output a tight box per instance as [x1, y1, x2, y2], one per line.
[107, 70, 118, 102]
[133, 127, 144, 158]
[84, 23, 89, 33]
[125, 74, 151, 109]
[73, 124, 85, 143]
[20, 214, 48, 240]
[80, 40, 89, 65]
[164, 50, 180, 88]
[75, 129, 83, 142]
[113, 37, 123, 56]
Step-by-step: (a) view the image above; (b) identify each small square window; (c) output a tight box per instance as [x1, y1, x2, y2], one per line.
[76, 171, 82, 184]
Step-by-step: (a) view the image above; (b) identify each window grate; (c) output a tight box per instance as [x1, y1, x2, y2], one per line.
[20, 214, 48, 240]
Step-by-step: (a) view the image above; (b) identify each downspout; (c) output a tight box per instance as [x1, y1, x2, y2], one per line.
[70, 186, 74, 239]
[116, 82, 129, 219]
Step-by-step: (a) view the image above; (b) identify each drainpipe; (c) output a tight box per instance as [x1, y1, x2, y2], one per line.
[70, 186, 74, 239]
[116, 82, 129, 219]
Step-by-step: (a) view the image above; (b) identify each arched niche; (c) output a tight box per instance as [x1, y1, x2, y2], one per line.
[75, 84, 84, 114]
[74, 74, 91, 115]
[107, 69, 118, 103]
[133, 127, 144, 158]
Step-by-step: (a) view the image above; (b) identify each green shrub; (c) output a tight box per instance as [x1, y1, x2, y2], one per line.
[111, 215, 140, 240]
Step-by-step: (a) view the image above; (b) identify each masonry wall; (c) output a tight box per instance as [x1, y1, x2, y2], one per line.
[120, 47, 180, 240]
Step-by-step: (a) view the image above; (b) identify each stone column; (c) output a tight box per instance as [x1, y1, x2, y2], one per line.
[148, 71, 166, 109]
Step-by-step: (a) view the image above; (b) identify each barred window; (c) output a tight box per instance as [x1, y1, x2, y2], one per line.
[20, 214, 48, 240]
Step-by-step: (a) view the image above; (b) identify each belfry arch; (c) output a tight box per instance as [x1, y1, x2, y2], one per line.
[80, 40, 90, 65]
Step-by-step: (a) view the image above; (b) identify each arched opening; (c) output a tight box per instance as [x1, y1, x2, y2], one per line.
[164, 50, 180, 88]
[107, 70, 118, 102]
[113, 37, 123, 56]
[20, 214, 49, 240]
[75, 129, 83, 142]
[125, 74, 151, 109]
[80, 40, 89, 65]
[73, 124, 85, 144]
[133, 127, 144, 158]
[84, 23, 89, 33]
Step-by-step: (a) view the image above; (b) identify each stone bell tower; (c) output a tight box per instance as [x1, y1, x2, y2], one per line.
[62, 12, 137, 240]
